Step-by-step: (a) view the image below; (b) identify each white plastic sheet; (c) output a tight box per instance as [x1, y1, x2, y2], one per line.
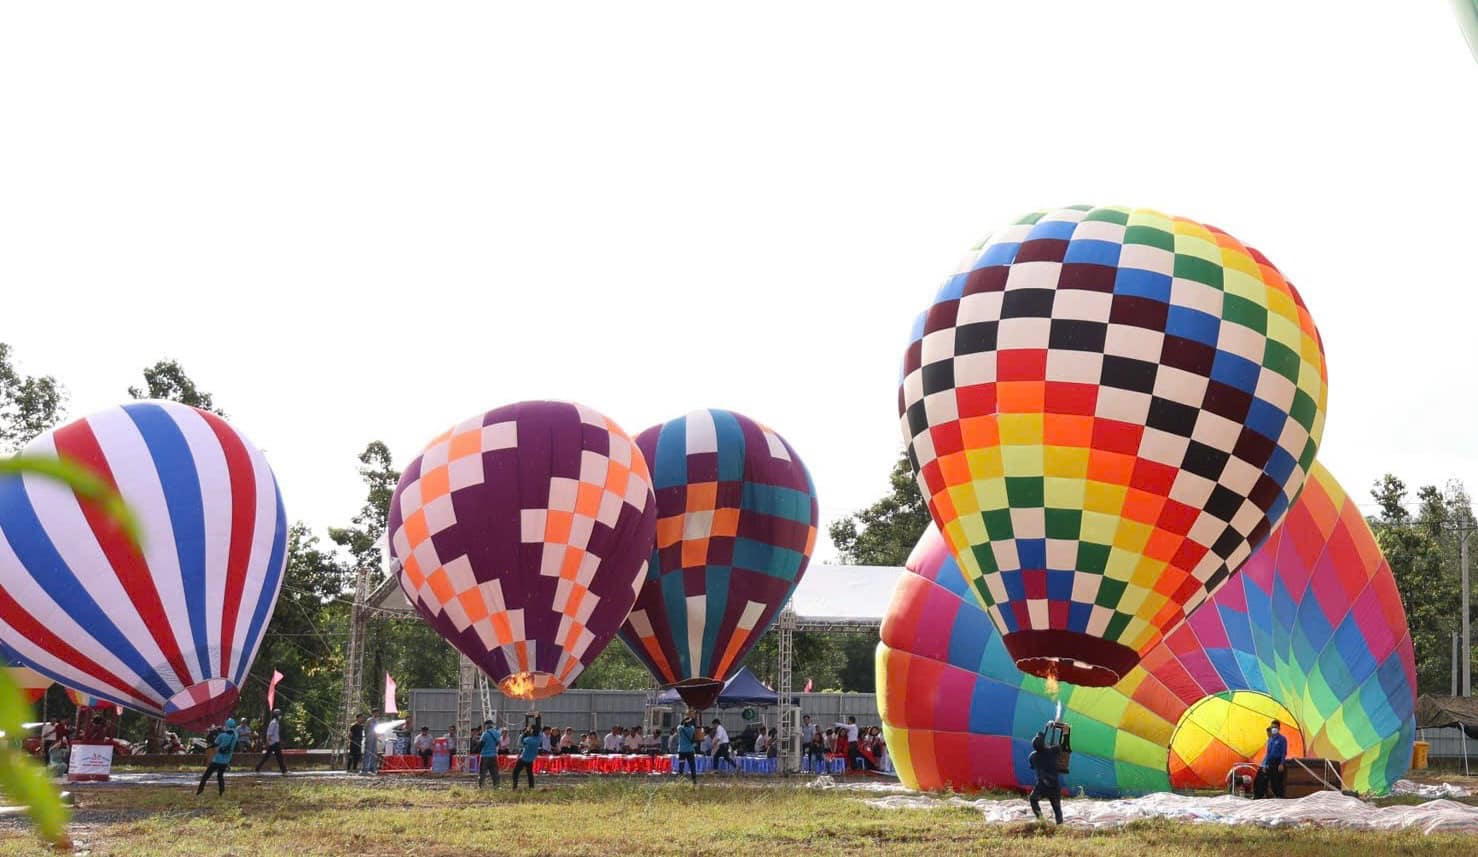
[1389, 779, 1472, 799]
[848, 784, 1478, 835]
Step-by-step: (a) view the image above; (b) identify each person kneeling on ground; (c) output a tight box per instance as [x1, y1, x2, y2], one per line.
[196, 718, 240, 797]
[478, 720, 502, 789]
[1027, 729, 1063, 824]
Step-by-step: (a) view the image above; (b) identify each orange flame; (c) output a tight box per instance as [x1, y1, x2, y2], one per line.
[1043, 662, 1059, 699]
[501, 672, 536, 700]
[498, 671, 565, 700]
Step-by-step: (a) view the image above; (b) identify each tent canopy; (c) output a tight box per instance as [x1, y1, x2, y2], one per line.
[789, 564, 902, 625]
[1416, 694, 1478, 738]
[657, 667, 795, 708]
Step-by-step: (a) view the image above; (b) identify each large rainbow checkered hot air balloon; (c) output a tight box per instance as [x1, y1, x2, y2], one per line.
[617, 410, 818, 709]
[0, 402, 287, 731]
[898, 205, 1327, 687]
[387, 401, 657, 700]
[877, 463, 1416, 796]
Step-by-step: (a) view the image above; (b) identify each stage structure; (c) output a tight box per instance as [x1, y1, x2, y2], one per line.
[337, 561, 904, 770]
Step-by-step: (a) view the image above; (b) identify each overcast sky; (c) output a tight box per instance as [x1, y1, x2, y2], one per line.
[2, 3, 1474, 561]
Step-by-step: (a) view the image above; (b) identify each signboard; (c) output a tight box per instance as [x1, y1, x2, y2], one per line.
[68, 743, 114, 782]
[741, 707, 757, 722]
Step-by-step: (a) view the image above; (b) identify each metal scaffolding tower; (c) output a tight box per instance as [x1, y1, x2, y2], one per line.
[776, 604, 798, 774]
[478, 671, 495, 728]
[455, 653, 477, 746]
[335, 563, 372, 765]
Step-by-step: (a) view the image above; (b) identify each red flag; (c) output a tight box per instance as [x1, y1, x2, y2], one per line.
[267, 669, 284, 709]
[803, 678, 813, 692]
[384, 672, 397, 714]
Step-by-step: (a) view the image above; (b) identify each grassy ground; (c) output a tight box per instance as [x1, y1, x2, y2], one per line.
[0, 775, 1472, 857]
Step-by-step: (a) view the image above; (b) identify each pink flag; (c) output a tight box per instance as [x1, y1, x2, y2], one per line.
[803, 678, 813, 693]
[384, 672, 397, 714]
[267, 670, 284, 709]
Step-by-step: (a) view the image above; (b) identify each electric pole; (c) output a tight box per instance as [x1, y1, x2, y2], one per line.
[1461, 527, 1472, 697]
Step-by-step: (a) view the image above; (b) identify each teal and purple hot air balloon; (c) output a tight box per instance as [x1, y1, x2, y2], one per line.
[618, 409, 818, 709]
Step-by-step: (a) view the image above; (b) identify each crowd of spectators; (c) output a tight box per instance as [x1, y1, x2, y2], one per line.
[359, 710, 888, 774]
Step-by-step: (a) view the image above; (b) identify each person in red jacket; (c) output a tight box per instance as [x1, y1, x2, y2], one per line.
[79, 714, 107, 744]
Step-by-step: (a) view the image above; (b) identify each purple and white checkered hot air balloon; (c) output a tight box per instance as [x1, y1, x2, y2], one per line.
[0, 402, 287, 731]
[387, 401, 657, 700]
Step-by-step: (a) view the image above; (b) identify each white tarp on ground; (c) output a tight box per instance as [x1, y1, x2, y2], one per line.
[808, 778, 1478, 835]
[1389, 778, 1473, 799]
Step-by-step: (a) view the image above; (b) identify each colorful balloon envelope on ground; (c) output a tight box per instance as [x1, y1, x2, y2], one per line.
[0, 402, 288, 731]
[0, 646, 51, 704]
[618, 409, 818, 709]
[877, 463, 1416, 796]
[388, 401, 657, 700]
[898, 205, 1327, 686]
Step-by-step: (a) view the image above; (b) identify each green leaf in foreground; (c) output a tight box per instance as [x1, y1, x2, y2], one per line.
[0, 672, 69, 847]
[0, 453, 136, 848]
[0, 454, 141, 546]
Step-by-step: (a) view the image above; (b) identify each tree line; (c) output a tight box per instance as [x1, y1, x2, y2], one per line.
[7, 340, 1465, 748]
[0, 345, 882, 748]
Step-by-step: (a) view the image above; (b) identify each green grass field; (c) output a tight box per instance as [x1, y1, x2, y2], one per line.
[0, 775, 1473, 857]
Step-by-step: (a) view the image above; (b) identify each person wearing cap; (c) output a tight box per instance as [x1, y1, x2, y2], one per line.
[196, 718, 240, 796]
[235, 717, 256, 753]
[255, 709, 288, 775]
[674, 714, 698, 784]
[1262, 718, 1288, 798]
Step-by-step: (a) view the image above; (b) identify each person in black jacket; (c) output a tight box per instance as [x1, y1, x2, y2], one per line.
[1027, 730, 1064, 824]
[347, 714, 365, 772]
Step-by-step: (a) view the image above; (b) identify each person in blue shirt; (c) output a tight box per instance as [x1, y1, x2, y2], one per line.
[512, 710, 540, 790]
[196, 718, 239, 796]
[1262, 718, 1289, 798]
[673, 715, 698, 784]
[478, 719, 502, 789]
[1026, 729, 1064, 824]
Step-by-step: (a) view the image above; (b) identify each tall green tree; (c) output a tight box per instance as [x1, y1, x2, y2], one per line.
[829, 450, 929, 567]
[329, 442, 398, 574]
[573, 643, 653, 691]
[1369, 474, 1468, 694]
[0, 343, 66, 452]
[128, 359, 225, 416]
[741, 630, 847, 691]
[241, 524, 349, 747]
[329, 442, 457, 707]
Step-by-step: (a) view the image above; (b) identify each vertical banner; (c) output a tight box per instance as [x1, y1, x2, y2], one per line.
[384, 673, 397, 714]
[267, 670, 284, 709]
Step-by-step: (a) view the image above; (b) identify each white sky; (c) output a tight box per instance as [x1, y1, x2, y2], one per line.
[2, 3, 1474, 561]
